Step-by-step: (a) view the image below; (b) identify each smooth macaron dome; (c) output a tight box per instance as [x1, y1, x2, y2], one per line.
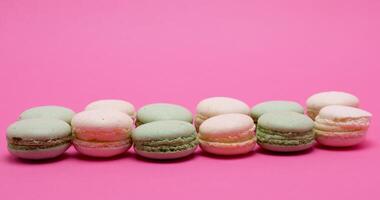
[251, 100, 304, 122]
[306, 91, 359, 120]
[85, 99, 136, 121]
[71, 110, 133, 157]
[195, 97, 250, 130]
[7, 118, 72, 160]
[132, 120, 198, 159]
[314, 105, 372, 147]
[136, 103, 193, 126]
[19, 105, 75, 124]
[257, 112, 315, 152]
[199, 114, 256, 155]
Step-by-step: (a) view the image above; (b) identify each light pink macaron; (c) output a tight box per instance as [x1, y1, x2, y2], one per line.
[71, 110, 133, 157]
[314, 105, 372, 147]
[85, 99, 136, 121]
[198, 113, 256, 155]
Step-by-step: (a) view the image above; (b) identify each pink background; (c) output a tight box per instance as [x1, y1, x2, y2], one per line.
[1, 0, 379, 199]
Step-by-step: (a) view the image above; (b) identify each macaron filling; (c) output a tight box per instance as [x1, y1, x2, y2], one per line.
[7, 135, 72, 150]
[134, 135, 198, 153]
[257, 126, 314, 146]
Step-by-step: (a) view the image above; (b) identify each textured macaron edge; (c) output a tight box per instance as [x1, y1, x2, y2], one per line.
[133, 134, 198, 153]
[256, 126, 315, 147]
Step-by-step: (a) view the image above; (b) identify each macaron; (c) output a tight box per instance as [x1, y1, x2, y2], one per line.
[132, 120, 198, 160]
[314, 105, 372, 147]
[136, 103, 193, 126]
[6, 118, 72, 160]
[19, 105, 75, 124]
[199, 114, 256, 155]
[306, 91, 359, 120]
[85, 99, 136, 121]
[195, 97, 250, 130]
[71, 110, 133, 157]
[257, 112, 315, 152]
[251, 100, 304, 122]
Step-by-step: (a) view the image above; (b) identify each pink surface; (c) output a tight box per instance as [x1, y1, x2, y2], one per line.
[0, 0, 379, 199]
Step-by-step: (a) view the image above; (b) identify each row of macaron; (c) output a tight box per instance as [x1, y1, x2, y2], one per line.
[6, 91, 372, 160]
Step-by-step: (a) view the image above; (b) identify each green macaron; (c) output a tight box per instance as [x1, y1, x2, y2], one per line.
[7, 118, 72, 160]
[132, 120, 198, 159]
[19, 105, 75, 124]
[136, 103, 193, 126]
[257, 112, 314, 152]
[251, 100, 304, 122]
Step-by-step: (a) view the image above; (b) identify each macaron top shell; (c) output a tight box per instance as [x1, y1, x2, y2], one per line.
[7, 118, 71, 140]
[196, 97, 250, 117]
[258, 112, 314, 132]
[71, 110, 133, 131]
[318, 105, 372, 120]
[306, 91, 359, 110]
[137, 103, 193, 124]
[85, 99, 135, 117]
[19, 105, 75, 124]
[251, 100, 304, 120]
[200, 114, 255, 137]
[132, 120, 196, 141]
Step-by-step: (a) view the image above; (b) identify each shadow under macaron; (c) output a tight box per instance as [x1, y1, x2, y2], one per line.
[4, 152, 70, 164]
[315, 140, 373, 151]
[200, 149, 255, 160]
[132, 150, 197, 164]
[70, 151, 132, 162]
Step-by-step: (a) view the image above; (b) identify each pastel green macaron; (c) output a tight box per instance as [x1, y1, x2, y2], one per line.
[257, 112, 314, 152]
[7, 118, 72, 160]
[251, 101, 304, 122]
[19, 105, 75, 124]
[132, 120, 198, 159]
[136, 103, 193, 126]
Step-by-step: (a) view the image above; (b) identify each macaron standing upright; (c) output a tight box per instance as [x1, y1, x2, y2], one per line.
[132, 120, 198, 160]
[71, 110, 134, 157]
[199, 114, 256, 155]
[306, 91, 359, 120]
[257, 112, 315, 152]
[136, 103, 193, 126]
[195, 97, 250, 131]
[314, 105, 372, 147]
[7, 118, 72, 160]
[85, 99, 136, 121]
[19, 105, 75, 124]
[251, 100, 304, 123]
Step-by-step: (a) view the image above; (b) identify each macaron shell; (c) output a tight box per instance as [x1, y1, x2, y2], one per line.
[317, 105, 372, 120]
[250, 100, 304, 121]
[258, 112, 314, 133]
[71, 110, 133, 131]
[136, 103, 193, 124]
[199, 114, 254, 138]
[134, 146, 197, 159]
[73, 139, 131, 157]
[85, 99, 136, 119]
[258, 142, 314, 152]
[314, 129, 367, 147]
[19, 105, 75, 124]
[199, 139, 256, 155]
[8, 143, 71, 160]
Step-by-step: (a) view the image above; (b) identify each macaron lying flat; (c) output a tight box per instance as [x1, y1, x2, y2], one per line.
[251, 100, 304, 122]
[306, 91, 359, 120]
[71, 110, 133, 157]
[195, 97, 250, 131]
[314, 105, 372, 147]
[257, 112, 315, 152]
[19, 105, 75, 124]
[7, 118, 72, 160]
[199, 114, 256, 155]
[85, 99, 136, 121]
[132, 120, 198, 160]
[136, 103, 193, 126]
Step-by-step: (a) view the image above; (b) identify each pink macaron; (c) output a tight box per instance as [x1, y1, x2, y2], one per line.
[71, 110, 133, 157]
[314, 105, 372, 147]
[198, 113, 256, 155]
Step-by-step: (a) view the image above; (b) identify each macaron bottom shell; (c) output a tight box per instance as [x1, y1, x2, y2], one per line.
[258, 142, 315, 152]
[73, 139, 131, 157]
[134, 146, 197, 160]
[199, 138, 256, 155]
[315, 129, 366, 147]
[8, 143, 71, 160]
